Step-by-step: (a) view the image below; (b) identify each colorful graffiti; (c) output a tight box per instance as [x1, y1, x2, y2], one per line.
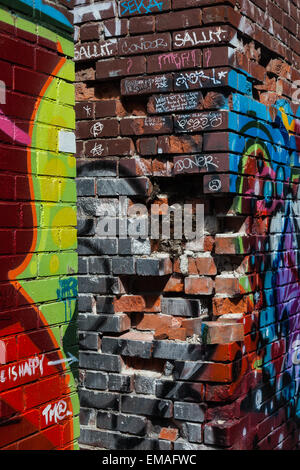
[0, 2, 78, 450]
[199, 89, 300, 448]
[233, 100, 300, 444]
[0, 0, 73, 30]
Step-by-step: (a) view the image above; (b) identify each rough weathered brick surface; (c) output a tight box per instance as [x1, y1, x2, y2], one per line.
[0, 0, 79, 450]
[74, 0, 300, 451]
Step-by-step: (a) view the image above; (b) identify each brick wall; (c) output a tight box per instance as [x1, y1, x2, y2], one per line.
[75, 0, 300, 450]
[0, 0, 79, 450]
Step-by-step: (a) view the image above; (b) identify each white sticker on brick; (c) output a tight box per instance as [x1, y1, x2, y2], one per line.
[58, 130, 76, 154]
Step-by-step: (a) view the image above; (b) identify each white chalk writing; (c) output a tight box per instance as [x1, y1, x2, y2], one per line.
[208, 178, 222, 192]
[144, 116, 167, 127]
[174, 27, 228, 48]
[174, 155, 219, 173]
[74, 41, 116, 61]
[154, 92, 201, 113]
[123, 75, 170, 95]
[83, 105, 92, 116]
[91, 142, 105, 156]
[42, 400, 72, 425]
[175, 69, 228, 90]
[120, 37, 168, 54]
[176, 112, 223, 132]
[73, 2, 117, 25]
[91, 122, 104, 137]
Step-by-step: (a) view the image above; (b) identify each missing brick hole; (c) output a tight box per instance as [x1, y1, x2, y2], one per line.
[121, 95, 148, 116]
[213, 195, 236, 216]
[124, 356, 166, 374]
[94, 80, 121, 100]
[151, 239, 184, 257]
[153, 175, 204, 198]
[219, 215, 249, 234]
[119, 275, 173, 294]
[75, 64, 95, 83]
[214, 254, 248, 274]
[259, 46, 279, 69]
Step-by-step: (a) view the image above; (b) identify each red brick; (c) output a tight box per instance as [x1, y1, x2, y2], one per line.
[0, 388, 23, 420]
[120, 116, 173, 136]
[119, 33, 171, 56]
[129, 16, 155, 34]
[215, 234, 253, 255]
[213, 296, 250, 316]
[136, 137, 158, 155]
[18, 426, 61, 450]
[157, 134, 202, 155]
[0, 409, 39, 448]
[202, 5, 240, 26]
[184, 276, 214, 295]
[80, 23, 101, 41]
[172, 26, 233, 50]
[24, 375, 62, 410]
[0, 34, 35, 68]
[156, 9, 202, 32]
[188, 255, 217, 275]
[36, 47, 60, 75]
[17, 328, 58, 359]
[163, 276, 184, 292]
[181, 318, 203, 336]
[114, 295, 161, 313]
[201, 321, 244, 345]
[0, 59, 13, 89]
[96, 56, 146, 80]
[103, 18, 128, 38]
[159, 427, 179, 441]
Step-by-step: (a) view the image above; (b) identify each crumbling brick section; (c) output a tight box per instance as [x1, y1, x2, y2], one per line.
[74, 0, 300, 450]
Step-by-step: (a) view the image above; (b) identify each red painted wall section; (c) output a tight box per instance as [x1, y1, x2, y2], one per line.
[0, 0, 79, 450]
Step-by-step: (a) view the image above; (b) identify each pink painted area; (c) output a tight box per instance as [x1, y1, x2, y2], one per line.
[0, 107, 31, 145]
[0, 340, 6, 365]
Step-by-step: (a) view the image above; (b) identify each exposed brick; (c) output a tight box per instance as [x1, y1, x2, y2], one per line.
[159, 427, 179, 441]
[184, 276, 214, 295]
[201, 321, 244, 345]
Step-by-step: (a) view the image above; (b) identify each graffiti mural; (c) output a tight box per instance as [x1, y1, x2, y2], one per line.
[232, 100, 300, 445]
[0, 1, 78, 450]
